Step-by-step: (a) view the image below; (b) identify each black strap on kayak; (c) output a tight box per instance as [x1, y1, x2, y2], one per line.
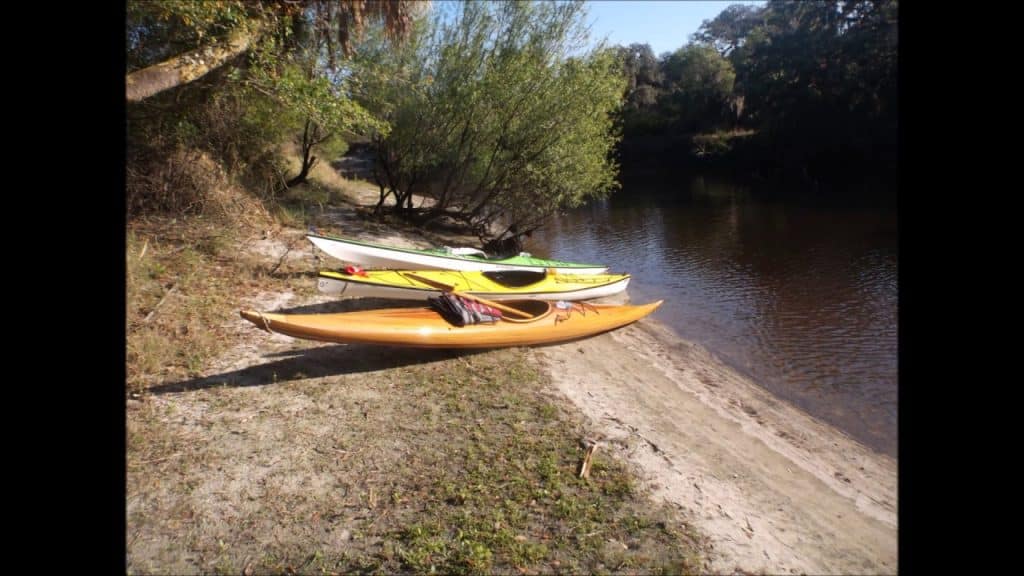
[429, 293, 503, 326]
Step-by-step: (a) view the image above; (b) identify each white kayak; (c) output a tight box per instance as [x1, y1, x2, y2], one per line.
[307, 233, 609, 274]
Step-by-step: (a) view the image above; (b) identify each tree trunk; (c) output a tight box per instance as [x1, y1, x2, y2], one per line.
[286, 156, 316, 188]
[375, 183, 392, 214]
[126, 24, 262, 103]
[286, 120, 317, 188]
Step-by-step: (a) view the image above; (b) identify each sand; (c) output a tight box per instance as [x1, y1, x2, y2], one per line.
[535, 317, 897, 574]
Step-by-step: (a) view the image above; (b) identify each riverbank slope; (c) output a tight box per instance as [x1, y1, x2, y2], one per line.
[540, 317, 897, 574]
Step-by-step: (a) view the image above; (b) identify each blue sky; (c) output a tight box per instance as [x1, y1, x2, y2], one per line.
[583, 1, 765, 57]
[428, 1, 766, 58]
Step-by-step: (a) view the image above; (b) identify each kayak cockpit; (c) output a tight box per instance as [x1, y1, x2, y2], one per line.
[498, 299, 554, 323]
[481, 270, 548, 288]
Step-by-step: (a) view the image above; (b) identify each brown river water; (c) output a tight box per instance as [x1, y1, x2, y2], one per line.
[524, 173, 898, 457]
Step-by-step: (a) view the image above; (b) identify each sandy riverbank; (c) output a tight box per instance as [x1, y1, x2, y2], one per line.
[538, 316, 897, 574]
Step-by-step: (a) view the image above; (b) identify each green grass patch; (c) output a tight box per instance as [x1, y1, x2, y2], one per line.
[333, 349, 708, 575]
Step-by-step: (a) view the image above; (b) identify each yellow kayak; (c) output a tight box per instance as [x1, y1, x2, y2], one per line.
[240, 299, 662, 349]
[317, 268, 630, 301]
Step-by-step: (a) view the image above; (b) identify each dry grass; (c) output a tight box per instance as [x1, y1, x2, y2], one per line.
[126, 146, 375, 392]
[280, 143, 378, 205]
[126, 211, 315, 393]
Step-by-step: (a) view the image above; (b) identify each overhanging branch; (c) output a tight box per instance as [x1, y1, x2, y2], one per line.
[126, 22, 265, 103]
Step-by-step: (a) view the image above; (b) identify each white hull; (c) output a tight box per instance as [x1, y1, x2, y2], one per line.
[307, 234, 608, 275]
[317, 275, 630, 301]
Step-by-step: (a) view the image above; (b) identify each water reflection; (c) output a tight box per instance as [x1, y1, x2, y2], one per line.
[526, 174, 898, 457]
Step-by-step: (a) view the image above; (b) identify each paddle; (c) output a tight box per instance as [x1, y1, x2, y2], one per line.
[401, 272, 534, 319]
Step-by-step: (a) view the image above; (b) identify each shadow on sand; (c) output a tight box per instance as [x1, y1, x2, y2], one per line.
[150, 297, 488, 396]
[153, 296, 612, 397]
[148, 343, 485, 396]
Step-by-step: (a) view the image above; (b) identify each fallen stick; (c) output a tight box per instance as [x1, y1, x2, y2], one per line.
[578, 438, 599, 479]
[270, 236, 302, 274]
[129, 452, 183, 467]
[143, 283, 178, 323]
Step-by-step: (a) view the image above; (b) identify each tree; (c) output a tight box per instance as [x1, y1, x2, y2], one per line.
[716, 0, 899, 186]
[602, 0, 897, 194]
[249, 63, 385, 188]
[616, 43, 663, 109]
[692, 4, 766, 57]
[355, 1, 626, 245]
[735, 0, 897, 134]
[126, 0, 420, 103]
[659, 45, 736, 132]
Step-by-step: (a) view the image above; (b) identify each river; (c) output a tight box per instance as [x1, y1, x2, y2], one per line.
[524, 171, 898, 457]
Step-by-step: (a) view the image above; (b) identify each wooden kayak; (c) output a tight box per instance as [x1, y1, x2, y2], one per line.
[317, 269, 630, 301]
[306, 233, 609, 274]
[239, 299, 662, 349]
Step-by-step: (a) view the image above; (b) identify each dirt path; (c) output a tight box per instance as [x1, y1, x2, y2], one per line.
[537, 319, 897, 575]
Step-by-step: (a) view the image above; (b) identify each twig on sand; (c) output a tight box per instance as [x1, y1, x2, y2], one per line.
[314, 445, 362, 463]
[366, 508, 391, 530]
[144, 283, 178, 323]
[270, 236, 303, 274]
[270, 246, 292, 274]
[129, 452, 183, 467]
[578, 438, 599, 479]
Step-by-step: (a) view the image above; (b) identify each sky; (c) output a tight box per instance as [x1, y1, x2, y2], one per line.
[583, 1, 765, 57]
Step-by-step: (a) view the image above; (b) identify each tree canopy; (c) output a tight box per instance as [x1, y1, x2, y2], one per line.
[690, 4, 764, 56]
[615, 0, 897, 190]
[354, 0, 626, 243]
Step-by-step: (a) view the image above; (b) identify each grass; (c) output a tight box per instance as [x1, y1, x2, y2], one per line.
[392, 353, 707, 574]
